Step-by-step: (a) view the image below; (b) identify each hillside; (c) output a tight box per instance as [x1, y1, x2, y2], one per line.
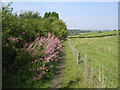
[68, 29, 92, 35]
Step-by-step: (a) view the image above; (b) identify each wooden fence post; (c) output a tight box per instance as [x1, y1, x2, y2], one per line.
[78, 52, 80, 64]
[84, 55, 88, 80]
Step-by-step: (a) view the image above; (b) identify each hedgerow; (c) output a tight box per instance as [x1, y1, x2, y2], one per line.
[2, 2, 67, 88]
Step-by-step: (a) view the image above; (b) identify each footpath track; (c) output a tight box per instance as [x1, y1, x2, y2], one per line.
[50, 51, 65, 88]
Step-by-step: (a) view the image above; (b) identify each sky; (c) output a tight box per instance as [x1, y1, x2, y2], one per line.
[3, 2, 118, 30]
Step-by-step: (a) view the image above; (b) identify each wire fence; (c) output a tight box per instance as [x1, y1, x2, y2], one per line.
[68, 38, 119, 88]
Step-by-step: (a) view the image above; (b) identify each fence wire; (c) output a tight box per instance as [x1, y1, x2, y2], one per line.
[68, 39, 119, 88]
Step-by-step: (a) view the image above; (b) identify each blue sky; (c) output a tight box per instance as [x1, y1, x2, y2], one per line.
[4, 2, 118, 30]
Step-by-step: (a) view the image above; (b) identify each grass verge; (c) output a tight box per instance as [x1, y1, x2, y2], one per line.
[58, 40, 92, 88]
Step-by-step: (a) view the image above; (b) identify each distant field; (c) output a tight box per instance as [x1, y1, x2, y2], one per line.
[69, 31, 118, 38]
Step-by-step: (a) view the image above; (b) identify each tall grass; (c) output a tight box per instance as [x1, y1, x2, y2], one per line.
[70, 35, 118, 74]
[58, 41, 92, 88]
[59, 31, 118, 88]
[70, 34, 118, 88]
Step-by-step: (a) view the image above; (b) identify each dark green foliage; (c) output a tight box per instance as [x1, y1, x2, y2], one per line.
[19, 11, 41, 19]
[51, 19, 68, 40]
[52, 12, 59, 19]
[98, 31, 102, 33]
[44, 12, 59, 19]
[68, 29, 92, 35]
[2, 2, 68, 88]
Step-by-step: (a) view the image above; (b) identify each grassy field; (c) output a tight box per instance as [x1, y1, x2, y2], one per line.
[69, 31, 118, 38]
[79, 31, 118, 37]
[70, 35, 118, 73]
[59, 31, 118, 88]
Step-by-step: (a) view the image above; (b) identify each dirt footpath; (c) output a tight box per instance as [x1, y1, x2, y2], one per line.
[51, 52, 65, 88]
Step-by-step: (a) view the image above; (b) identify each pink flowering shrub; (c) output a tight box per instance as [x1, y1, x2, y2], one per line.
[7, 37, 19, 43]
[24, 33, 63, 80]
[2, 3, 67, 87]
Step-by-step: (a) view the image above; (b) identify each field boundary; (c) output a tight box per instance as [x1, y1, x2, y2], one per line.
[68, 39, 119, 88]
[68, 33, 118, 38]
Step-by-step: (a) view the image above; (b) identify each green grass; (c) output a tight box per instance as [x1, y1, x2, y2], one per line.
[59, 31, 118, 88]
[70, 35, 118, 73]
[70, 35, 118, 88]
[58, 41, 93, 88]
[81, 31, 118, 37]
[69, 31, 118, 38]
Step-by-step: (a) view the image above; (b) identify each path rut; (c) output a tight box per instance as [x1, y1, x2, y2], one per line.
[50, 52, 65, 88]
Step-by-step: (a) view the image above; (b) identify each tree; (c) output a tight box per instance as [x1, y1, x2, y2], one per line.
[44, 12, 59, 19]
[19, 11, 41, 18]
[52, 12, 59, 19]
[98, 31, 102, 33]
[44, 12, 51, 18]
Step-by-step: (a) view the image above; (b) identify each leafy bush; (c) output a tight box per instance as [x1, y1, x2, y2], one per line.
[44, 12, 59, 19]
[98, 31, 102, 33]
[24, 33, 63, 80]
[19, 11, 41, 19]
[2, 2, 67, 88]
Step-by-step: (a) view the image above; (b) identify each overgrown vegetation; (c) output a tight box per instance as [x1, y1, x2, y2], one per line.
[2, 2, 68, 88]
[2, 2, 118, 88]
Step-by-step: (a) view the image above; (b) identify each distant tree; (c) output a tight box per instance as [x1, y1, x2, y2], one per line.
[44, 12, 59, 19]
[44, 12, 51, 18]
[2, 2, 13, 17]
[52, 12, 59, 19]
[19, 11, 41, 18]
[98, 31, 102, 33]
[113, 29, 116, 31]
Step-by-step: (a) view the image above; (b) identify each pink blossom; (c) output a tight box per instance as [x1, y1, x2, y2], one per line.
[25, 33, 63, 80]
[39, 67, 47, 70]
[32, 73, 43, 80]
[42, 71, 46, 73]
[22, 32, 25, 35]
[33, 58, 44, 63]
